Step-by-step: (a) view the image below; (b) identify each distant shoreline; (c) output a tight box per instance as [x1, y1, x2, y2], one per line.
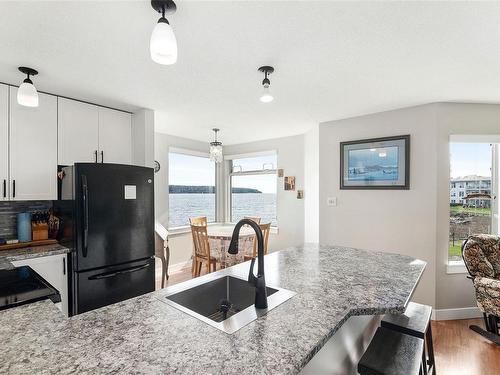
[169, 185, 262, 194]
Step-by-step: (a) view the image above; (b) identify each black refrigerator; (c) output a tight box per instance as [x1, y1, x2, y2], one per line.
[54, 163, 155, 316]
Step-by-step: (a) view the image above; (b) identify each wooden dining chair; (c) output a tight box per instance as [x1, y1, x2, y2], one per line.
[154, 222, 170, 289]
[189, 216, 207, 226]
[189, 216, 207, 275]
[244, 216, 261, 224]
[244, 223, 271, 261]
[191, 224, 218, 277]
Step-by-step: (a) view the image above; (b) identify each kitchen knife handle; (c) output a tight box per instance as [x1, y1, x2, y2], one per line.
[94, 150, 98, 163]
[82, 175, 89, 257]
[12, 180, 15, 198]
[2, 179, 5, 198]
[100, 150, 104, 163]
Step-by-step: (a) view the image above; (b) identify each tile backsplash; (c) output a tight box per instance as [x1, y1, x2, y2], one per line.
[0, 201, 52, 239]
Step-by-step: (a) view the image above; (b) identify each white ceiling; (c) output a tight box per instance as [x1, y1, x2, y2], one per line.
[1, 1, 500, 145]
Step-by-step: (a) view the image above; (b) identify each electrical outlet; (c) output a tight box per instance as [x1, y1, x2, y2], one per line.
[327, 197, 337, 207]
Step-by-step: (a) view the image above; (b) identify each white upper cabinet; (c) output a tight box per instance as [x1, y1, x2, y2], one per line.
[9, 87, 57, 201]
[98, 107, 132, 164]
[0, 84, 8, 201]
[58, 98, 99, 165]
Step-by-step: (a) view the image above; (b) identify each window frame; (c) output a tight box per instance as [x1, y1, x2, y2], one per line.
[225, 151, 278, 228]
[167, 147, 218, 231]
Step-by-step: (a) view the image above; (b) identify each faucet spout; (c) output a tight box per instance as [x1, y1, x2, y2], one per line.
[228, 219, 268, 309]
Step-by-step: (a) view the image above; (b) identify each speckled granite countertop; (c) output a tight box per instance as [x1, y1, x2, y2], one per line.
[0, 243, 71, 270]
[0, 244, 425, 374]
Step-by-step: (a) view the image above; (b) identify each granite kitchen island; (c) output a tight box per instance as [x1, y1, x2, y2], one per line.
[0, 244, 425, 374]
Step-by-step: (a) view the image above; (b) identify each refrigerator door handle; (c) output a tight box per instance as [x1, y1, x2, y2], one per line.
[82, 175, 89, 257]
[88, 262, 151, 280]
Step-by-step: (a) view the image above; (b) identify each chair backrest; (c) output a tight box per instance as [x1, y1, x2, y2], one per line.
[190, 216, 207, 226]
[251, 223, 271, 258]
[462, 234, 500, 280]
[191, 224, 211, 259]
[244, 216, 261, 224]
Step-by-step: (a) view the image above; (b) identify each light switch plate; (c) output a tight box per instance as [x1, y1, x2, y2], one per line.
[327, 197, 337, 206]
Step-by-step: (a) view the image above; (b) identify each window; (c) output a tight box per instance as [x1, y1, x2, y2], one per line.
[168, 151, 216, 228]
[449, 143, 493, 261]
[229, 153, 277, 226]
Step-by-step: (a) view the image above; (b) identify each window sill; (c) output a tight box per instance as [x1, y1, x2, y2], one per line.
[446, 260, 468, 274]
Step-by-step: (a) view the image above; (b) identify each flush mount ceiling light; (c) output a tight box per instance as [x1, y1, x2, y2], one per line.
[258, 66, 274, 103]
[209, 128, 223, 163]
[150, 0, 178, 65]
[17, 67, 39, 107]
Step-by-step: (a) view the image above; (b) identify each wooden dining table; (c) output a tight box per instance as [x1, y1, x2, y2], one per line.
[207, 224, 255, 268]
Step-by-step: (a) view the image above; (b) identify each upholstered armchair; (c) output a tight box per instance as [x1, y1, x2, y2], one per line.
[462, 234, 500, 345]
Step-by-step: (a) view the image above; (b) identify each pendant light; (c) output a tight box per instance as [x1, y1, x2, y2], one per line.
[209, 128, 223, 163]
[17, 67, 39, 107]
[150, 0, 178, 65]
[258, 66, 274, 103]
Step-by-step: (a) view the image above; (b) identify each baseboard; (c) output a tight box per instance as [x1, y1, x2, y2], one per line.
[432, 307, 482, 321]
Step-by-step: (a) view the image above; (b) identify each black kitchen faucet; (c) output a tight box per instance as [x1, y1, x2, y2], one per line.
[228, 219, 268, 309]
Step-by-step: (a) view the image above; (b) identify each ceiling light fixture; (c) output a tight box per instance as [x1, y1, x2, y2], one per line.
[17, 67, 39, 107]
[258, 66, 274, 103]
[150, 0, 178, 65]
[209, 128, 223, 163]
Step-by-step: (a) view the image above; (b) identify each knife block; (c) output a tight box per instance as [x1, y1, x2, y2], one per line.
[32, 223, 49, 241]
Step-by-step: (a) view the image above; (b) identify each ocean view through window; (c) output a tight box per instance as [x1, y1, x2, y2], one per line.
[168, 152, 216, 228]
[230, 154, 278, 226]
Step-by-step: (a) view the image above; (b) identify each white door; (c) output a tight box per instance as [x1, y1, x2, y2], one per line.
[0, 84, 8, 200]
[9, 87, 58, 200]
[58, 97, 99, 165]
[98, 107, 131, 164]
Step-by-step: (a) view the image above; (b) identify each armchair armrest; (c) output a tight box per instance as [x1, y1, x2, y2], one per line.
[473, 276, 500, 316]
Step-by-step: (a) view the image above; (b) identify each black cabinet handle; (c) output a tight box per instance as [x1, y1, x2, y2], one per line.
[2, 179, 5, 198]
[63, 258, 66, 275]
[81, 175, 89, 257]
[88, 263, 150, 280]
[100, 150, 104, 163]
[12, 180, 15, 198]
[94, 150, 98, 163]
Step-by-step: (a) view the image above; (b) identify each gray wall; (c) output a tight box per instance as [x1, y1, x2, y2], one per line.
[318, 102, 500, 310]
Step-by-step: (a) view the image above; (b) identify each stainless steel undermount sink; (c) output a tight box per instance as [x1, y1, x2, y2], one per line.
[162, 275, 295, 334]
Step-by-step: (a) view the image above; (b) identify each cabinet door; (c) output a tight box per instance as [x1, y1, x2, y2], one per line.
[58, 97, 99, 165]
[0, 84, 8, 201]
[98, 107, 131, 164]
[9, 87, 57, 200]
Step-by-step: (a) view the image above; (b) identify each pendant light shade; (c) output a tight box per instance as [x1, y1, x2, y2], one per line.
[258, 66, 274, 103]
[260, 84, 273, 103]
[150, 18, 177, 65]
[209, 128, 223, 163]
[17, 67, 39, 107]
[150, 0, 178, 65]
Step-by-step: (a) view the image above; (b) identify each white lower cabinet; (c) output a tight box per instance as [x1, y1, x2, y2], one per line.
[9, 87, 58, 200]
[12, 254, 69, 317]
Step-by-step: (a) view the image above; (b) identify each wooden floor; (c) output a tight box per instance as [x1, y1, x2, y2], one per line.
[155, 263, 500, 374]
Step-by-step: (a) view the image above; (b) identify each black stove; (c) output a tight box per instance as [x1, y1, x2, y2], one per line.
[0, 266, 60, 310]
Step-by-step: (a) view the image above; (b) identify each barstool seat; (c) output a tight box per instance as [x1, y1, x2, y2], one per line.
[381, 302, 435, 375]
[358, 326, 424, 375]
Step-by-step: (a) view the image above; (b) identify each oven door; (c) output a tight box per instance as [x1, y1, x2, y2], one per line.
[73, 257, 155, 315]
[0, 266, 59, 310]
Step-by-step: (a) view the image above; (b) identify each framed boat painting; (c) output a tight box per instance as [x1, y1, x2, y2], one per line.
[340, 135, 410, 190]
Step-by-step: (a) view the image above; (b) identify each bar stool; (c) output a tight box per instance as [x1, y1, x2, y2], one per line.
[381, 302, 436, 375]
[358, 326, 424, 375]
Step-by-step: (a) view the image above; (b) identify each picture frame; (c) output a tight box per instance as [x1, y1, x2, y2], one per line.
[340, 135, 410, 190]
